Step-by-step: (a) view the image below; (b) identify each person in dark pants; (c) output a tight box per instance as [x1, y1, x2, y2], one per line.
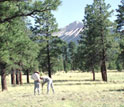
[40, 76, 54, 94]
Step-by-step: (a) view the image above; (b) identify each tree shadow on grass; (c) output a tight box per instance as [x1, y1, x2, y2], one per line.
[54, 82, 92, 86]
[23, 82, 34, 85]
[109, 89, 124, 92]
[53, 79, 102, 86]
[53, 79, 100, 83]
[54, 81, 106, 86]
[23, 79, 101, 86]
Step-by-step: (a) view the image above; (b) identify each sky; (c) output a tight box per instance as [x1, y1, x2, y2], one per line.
[53, 0, 121, 28]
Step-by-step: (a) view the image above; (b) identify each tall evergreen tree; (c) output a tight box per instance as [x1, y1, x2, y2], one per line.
[79, 0, 113, 81]
[31, 10, 62, 78]
[0, 22, 13, 91]
[0, 17, 39, 91]
[62, 42, 68, 72]
[0, 0, 61, 23]
[78, 5, 100, 80]
[0, 0, 61, 91]
[116, 0, 124, 71]
[68, 42, 77, 70]
[116, 0, 124, 35]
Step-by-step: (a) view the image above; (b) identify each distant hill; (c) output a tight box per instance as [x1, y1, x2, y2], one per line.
[53, 21, 83, 43]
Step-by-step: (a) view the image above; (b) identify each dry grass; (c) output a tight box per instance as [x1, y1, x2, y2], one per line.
[0, 71, 124, 107]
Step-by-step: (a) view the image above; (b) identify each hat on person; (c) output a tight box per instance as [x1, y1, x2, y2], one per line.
[34, 70, 40, 74]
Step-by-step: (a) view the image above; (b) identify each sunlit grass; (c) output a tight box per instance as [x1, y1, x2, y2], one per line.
[0, 71, 124, 107]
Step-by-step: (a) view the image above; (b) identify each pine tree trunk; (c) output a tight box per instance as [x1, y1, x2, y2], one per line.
[100, 48, 107, 81]
[1, 68, 7, 91]
[63, 59, 67, 72]
[64, 50, 68, 73]
[26, 70, 30, 83]
[100, 33, 107, 81]
[19, 71, 22, 85]
[100, 5, 107, 82]
[47, 40, 51, 78]
[72, 60, 75, 71]
[11, 70, 15, 85]
[92, 67, 95, 81]
[100, 53, 107, 81]
[16, 70, 19, 84]
[101, 55, 107, 81]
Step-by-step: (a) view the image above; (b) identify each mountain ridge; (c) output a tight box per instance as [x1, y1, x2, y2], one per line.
[53, 21, 83, 43]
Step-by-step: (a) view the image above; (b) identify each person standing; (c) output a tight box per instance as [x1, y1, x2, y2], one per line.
[31, 71, 41, 95]
[40, 76, 54, 94]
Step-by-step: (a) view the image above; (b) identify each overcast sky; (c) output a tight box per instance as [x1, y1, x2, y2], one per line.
[53, 0, 121, 28]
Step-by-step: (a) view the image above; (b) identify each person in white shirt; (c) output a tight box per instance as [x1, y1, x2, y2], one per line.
[40, 76, 54, 94]
[31, 72, 41, 95]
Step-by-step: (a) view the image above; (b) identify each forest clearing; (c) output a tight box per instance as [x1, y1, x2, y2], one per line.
[0, 71, 124, 107]
[0, 0, 124, 107]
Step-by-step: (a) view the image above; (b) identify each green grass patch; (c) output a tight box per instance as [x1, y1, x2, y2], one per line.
[0, 72, 124, 107]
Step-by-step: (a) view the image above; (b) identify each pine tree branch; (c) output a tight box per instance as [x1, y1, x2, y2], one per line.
[0, 0, 24, 2]
[0, 0, 10, 2]
[0, 8, 51, 23]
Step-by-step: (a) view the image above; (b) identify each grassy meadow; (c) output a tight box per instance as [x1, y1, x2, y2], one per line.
[0, 71, 124, 107]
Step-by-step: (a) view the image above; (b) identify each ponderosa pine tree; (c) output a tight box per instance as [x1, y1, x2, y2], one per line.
[78, 7, 100, 80]
[12, 19, 39, 84]
[0, 22, 12, 91]
[0, 17, 39, 90]
[62, 42, 68, 72]
[68, 42, 77, 71]
[0, 0, 61, 91]
[79, 0, 114, 81]
[0, 0, 61, 23]
[116, 0, 124, 71]
[31, 10, 63, 78]
[116, 0, 124, 35]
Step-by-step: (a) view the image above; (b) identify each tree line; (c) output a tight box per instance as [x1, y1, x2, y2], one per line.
[0, 0, 124, 91]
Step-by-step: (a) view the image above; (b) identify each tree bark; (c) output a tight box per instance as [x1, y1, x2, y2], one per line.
[26, 70, 30, 83]
[100, 5, 107, 82]
[19, 71, 22, 85]
[92, 67, 95, 81]
[63, 59, 67, 72]
[16, 70, 19, 84]
[100, 34, 107, 81]
[1, 68, 7, 91]
[47, 40, 51, 78]
[101, 53, 107, 81]
[63, 47, 68, 73]
[11, 70, 15, 85]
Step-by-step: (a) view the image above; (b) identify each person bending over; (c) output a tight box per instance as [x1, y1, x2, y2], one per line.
[40, 76, 54, 94]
